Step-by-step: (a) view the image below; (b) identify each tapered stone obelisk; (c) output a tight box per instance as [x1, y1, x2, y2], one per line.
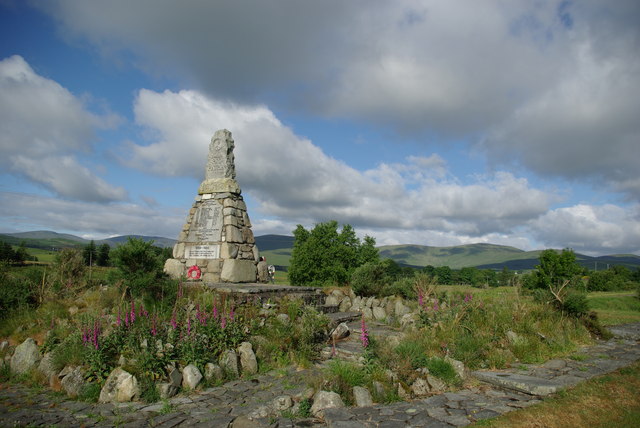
[164, 129, 264, 283]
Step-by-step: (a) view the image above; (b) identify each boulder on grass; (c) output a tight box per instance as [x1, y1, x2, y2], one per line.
[61, 366, 86, 398]
[220, 349, 239, 378]
[99, 368, 140, 403]
[353, 386, 373, 407]
[182, 364, 203, 390]
[238, 342, 258, 375]
[10, 338, 41, 375]
[310, 390, 345, 418]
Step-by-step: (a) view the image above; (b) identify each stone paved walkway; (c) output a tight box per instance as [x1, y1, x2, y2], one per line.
[1, 323, 638, 428]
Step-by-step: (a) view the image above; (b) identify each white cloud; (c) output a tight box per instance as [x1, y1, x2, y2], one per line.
[124, 88, 553, 240]
[0, 55, 125, 201]
[38, 1, 640, 201]
[11, 156, 127, 202]
[0, 191, 181, 238]
[531, 204, 640, 255]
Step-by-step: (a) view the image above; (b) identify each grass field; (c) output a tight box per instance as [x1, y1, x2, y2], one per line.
[471, 360, 640, 428]
[587, 291, 640, 325]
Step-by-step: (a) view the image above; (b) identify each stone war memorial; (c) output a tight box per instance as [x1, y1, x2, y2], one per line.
[164, 129, 267, 283]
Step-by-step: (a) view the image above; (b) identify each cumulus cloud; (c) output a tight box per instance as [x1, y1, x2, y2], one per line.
[0, 191, 181, 237]
[124, 88, 553, 239]
[0, 55, 126, 201]
[37, 1, 640, 201]
[530, 204, 640, 255]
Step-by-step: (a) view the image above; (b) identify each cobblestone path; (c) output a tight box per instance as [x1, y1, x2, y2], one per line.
[1, 323, 638, 427]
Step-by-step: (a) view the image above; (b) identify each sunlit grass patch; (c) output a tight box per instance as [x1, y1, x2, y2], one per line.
[587, 291, 640, 325]
[470, 361, 640, 428]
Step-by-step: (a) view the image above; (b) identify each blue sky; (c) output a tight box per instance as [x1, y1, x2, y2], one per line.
[1, 0, 639, 255]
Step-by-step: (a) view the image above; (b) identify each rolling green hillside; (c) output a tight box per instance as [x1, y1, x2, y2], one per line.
[3, 231, 639, 271]
[378, 243, 535, 269]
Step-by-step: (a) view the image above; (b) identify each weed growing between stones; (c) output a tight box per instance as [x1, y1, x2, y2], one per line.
[253, 302, 330, 369]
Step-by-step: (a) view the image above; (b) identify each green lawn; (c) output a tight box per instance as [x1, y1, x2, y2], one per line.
[587, 291, 640, 325]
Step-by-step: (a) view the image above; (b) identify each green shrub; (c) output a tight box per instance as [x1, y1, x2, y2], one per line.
[381, 277, 416, 299]
[425, 357, 458, 384]
[562, 292, 590, 317]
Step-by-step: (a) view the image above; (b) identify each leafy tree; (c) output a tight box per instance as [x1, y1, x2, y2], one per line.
[497, 266, 516, 286]
[97, 243, 111, 267]
[533, 249, 588, 317]
[14, 241, 29, 264]
[0, 241, 15, 262]
[109, 238, 172, 299]
[83, 240, 97, 266]
[111, 238, 161, 278]
[434, 266, 452, 285]
[288, 221, 378, 286]
[52, 248, 86, 292]
[533, 249, 583, 290]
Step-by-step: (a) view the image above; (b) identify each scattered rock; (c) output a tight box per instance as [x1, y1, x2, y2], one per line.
[61, 366, 85, 398]
[353, 386, 373, 407]
[271, 395, 293, 411]
[397, 383, 411, 400]
[372, 381, 386, 399]
[330, 323, 350, 340]
[156, 382, 178, 399]
[410, 378, 430, 397]
[399, 313, 419, 328]
[220, 349, 239, 377]
[339, 298, 352, 312]
[168, 366, 182, 388]
[372, 307, 387, 321]
[204, 362, 224, 383]
[276, 313, 290, 324]
[182, 364, 203, 390]
[238, 342, 258, 375]
[362, 307, 373, 320]
[325, 295, 340, 306]
[99, 368, 140, 403]
[427, 375, 447, 393]
[394, 299, 411, 317]
[310, 390, 345, 418]
[37, 352, 57, 379]
[445, 356, 466, 380]
[10, 338, 41, 375]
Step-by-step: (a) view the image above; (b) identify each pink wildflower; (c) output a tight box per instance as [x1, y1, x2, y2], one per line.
[361, 315, 369, 348]
[151, 315, 157, 336]
[116, 308, 121, 327]
[170, 311, 177, 329]
[229, 307, 235, 321]
[418, 290, 424, 307]
[130, 301, 136, 323]
[221, 315, 227, 330]
[92, 320, 100, 350]
[212, 305, 218, 320]
[125, 311, 130, 327]
[433, 299, 439, 311]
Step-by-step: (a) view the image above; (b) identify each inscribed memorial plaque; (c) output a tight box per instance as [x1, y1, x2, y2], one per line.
[186, 199, 223, 242]
[184, 244, 221, 259]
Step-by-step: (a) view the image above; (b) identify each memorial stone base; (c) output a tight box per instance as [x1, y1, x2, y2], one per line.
[164, 129, 263, 283]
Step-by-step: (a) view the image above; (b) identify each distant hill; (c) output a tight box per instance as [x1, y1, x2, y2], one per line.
[0, 231, 176, 250]
[2, 231, 639, 271]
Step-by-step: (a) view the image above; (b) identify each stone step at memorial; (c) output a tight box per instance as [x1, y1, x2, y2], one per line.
[319, 304, 340, 314]
[186, 282, 326, 307]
